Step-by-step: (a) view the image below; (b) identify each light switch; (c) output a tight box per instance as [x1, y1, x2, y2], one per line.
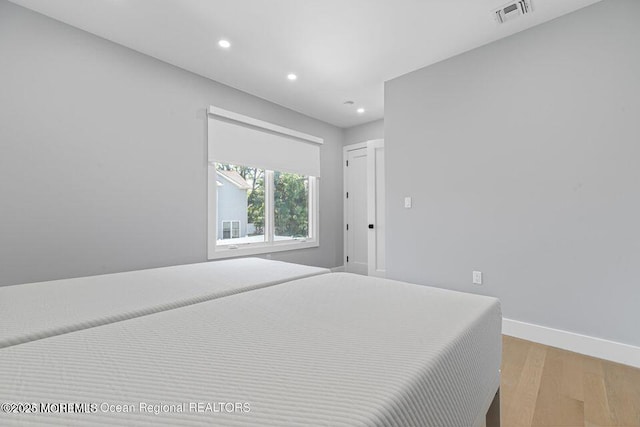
[404, 197, 412, 208]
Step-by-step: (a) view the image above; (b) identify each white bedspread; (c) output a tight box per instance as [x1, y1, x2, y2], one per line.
[0, 258, 329, 348]
[0, 273, 501, 426]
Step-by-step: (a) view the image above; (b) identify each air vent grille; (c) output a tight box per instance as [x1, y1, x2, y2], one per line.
[494, 0, 533, 23]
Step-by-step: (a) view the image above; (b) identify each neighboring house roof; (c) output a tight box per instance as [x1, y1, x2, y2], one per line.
[217, 170, 251, 190]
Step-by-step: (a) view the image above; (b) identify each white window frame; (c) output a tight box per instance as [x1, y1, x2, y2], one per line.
[209, 168, 319, 259]
[207, 107, 321, 260]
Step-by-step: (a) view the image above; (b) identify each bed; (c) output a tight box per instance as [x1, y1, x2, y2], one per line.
[0, 258, 329, 348]
[0, 272, 501, 426]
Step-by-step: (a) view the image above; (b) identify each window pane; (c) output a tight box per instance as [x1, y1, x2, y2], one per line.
[274, 171, 309, 240]
[215, 163, 265, 245]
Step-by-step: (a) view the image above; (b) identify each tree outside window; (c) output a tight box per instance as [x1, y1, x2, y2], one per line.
[215, 164, 310, 240]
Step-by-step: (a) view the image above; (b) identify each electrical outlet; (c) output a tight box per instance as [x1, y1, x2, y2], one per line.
[404, 197, 412, 208]
[472, 271, 482, 285]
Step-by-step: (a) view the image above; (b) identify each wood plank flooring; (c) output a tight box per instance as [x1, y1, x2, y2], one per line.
[501, 336, 640, 427]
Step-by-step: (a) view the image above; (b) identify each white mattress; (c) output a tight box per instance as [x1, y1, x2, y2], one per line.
[0, 258, 329, 348]
[0, 273, 501, 426]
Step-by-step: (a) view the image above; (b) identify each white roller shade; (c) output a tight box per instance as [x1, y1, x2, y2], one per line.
[208, 107, 322, 177]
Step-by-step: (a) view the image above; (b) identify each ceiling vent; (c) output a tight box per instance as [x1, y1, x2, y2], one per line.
[494, 0, 533, 23]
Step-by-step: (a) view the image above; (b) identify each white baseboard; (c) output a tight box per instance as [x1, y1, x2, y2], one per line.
[330, 265, 345, 273]
[503, 318, 640, 368]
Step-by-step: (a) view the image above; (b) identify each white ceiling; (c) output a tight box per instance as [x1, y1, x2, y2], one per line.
[9, 0, 601, 128]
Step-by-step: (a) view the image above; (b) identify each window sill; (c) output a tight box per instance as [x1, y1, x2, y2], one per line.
[208, 240, 319, 260]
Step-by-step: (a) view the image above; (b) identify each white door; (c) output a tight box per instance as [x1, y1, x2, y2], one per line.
[344, 140, 385, 276]
[367, 140, 385, 277]
[345, 147, 368, 274]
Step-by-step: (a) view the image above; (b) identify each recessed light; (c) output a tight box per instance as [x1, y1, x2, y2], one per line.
[218, 39, 231, 49]
[357, 108, 365, 114]
[287, 73, 298, 81]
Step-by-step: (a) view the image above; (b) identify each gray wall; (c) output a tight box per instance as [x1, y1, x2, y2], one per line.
[0, 0, 343, 286]
[386, 0, 640, 347]
[343, 119, 384, 146]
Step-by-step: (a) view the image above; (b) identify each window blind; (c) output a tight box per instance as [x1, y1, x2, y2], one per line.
[208, 107, 322, 177]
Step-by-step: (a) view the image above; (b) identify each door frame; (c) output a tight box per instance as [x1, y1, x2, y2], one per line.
[343, 140, 384, 274]
[367, 139, 385, 277]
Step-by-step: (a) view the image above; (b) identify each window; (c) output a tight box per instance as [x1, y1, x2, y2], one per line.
[216, 164, 265, 246]
[274, 171, 309, 240]
[207, 106, 322, 259]
[212, 162, 317, 255]
[222, 221, 231, 239]
[221, 220, 240, 240]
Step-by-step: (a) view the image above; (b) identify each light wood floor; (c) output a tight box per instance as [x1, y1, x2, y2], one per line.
[501, 336, 640, 427]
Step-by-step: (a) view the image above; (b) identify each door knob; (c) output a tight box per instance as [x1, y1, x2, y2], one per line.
[368, 224, 374, 229]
